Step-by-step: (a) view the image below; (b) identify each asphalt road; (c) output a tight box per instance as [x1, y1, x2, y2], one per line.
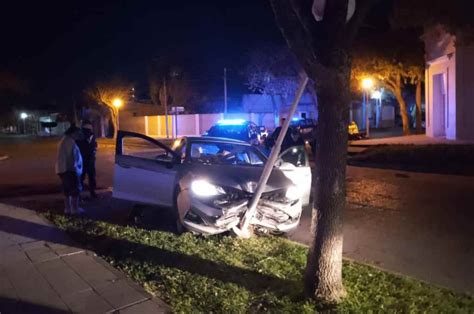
[1, 136, 473, 295]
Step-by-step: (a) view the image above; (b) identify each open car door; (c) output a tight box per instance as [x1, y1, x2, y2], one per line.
[113, 131, 179, 207]
[277, 146, 312, 207]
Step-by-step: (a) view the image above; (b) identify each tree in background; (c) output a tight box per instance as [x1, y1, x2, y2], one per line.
[351, 30, 425, 135]
[0, 71, 28, 96]
[0, 71, 28, 109]
[86, 77, 132, 138]
[392, 0, 474, 133]
[0, 71, 29, 129]
[270, 0, 377, 303]
[407, 64, 424, 134]
[244, 46, 301, 120]
[149, 61, 199, 113]
[393, 0, 474, 40]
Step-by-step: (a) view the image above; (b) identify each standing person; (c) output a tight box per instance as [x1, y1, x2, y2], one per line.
[76, 120, 98, 198]
[55, 125, 84, 215]
[265, 118, 300, 153]
[264, 118, 286, 153]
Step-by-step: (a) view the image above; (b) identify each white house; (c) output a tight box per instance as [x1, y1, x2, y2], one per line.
[241, 93, 318, 129]
[424, 25, 474, 140]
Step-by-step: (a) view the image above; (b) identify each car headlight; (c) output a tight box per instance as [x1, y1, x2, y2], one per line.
[191, 180, 225, 197]
[285, 185, 301, 200]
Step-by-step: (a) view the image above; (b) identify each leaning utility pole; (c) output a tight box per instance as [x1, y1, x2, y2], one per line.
[223, 67, 228, 114]
[163, 77, 169, 138]
[235, 74, 309, 237]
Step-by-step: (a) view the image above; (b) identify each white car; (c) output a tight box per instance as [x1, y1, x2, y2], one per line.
[113, 131, 312, 235]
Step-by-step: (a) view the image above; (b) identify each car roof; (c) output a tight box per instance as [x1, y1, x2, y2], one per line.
[212, 123, 250, 128]
[184, 136, 250, 145]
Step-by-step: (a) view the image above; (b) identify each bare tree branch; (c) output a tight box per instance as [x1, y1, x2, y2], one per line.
[270, 1, 316, 74]
[345, 0, 381, 44]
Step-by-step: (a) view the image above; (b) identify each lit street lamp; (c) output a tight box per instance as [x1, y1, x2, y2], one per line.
[371, 90, 382, 100]
[113, 98, 123, 131]
[361, 78, 374, 137]
[20, 112, 28, 134]
[371, 89, 383, 128]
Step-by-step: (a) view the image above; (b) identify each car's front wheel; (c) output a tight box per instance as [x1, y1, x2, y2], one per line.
[174, 186, 190, 234]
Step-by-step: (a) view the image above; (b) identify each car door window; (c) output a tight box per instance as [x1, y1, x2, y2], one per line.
[114, 131, 177, 207]
[122, 137, 173, 162]
[279, 146, 308, 167]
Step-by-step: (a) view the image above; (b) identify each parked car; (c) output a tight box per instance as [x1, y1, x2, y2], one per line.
[113, 131, 311, 235]
[203, 119, 267, 145]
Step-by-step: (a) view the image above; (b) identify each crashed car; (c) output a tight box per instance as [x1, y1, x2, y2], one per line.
[113, 131, 311, 235]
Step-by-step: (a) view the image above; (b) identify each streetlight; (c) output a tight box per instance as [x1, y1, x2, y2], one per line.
[371, 89, 383, 128]
[113, 98, 123, 131]
[361, 78, 374, 137]
[20, 112, 28, 134]
[371, 90, 382, 100]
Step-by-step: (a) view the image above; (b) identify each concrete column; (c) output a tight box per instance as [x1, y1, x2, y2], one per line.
[157, 116, 161, 137]
[195, 114, 200, 135]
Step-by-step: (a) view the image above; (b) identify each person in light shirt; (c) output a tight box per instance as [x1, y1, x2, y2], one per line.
[55, 125, 84, 215]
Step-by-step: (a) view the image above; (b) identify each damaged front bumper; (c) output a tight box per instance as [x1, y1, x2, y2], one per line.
[180, 190, 302, 235]
[182, 198, 247, 235]
[251, 199, 302, 232]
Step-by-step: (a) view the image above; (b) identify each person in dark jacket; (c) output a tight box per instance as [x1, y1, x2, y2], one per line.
[265, 124, 304, 153]
[76, 120, 98, 198]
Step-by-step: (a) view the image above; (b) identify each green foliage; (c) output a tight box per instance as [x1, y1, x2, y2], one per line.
[351, 29, 425, 93]
[44, 212, 474, 313]
[244, 45, 300, 97]
[392, 0, 474, 33]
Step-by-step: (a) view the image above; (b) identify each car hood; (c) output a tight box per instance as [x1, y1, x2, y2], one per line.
[186, 164, 292, 193]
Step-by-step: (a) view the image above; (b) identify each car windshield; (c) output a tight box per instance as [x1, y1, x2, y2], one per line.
[189, 141, 265, 166]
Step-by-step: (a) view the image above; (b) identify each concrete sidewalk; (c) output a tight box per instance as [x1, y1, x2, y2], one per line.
[351, 134, 474, 145]
[0, 203, 170, 313]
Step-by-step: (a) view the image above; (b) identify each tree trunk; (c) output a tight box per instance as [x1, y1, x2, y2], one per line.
[268, 0, 378, 305]
[109, 107, 118, 139]
[392, 76, 410, 135]
[304, 69, 349, 303]
[415, 79, 423, 134]
[394, 91, 410, 135]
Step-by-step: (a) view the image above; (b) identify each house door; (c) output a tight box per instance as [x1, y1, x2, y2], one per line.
[432, 73, 447, 137]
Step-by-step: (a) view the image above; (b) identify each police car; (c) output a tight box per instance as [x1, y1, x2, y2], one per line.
[203, 119, 267, 145]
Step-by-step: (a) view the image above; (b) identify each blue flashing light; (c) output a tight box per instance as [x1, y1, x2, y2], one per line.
[217, 119, 246, 126]
[292, 117, 301, 122]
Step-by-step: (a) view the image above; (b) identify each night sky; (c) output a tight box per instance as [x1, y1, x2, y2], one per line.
[1, 0, 283, 106]
[1, 0, 393, 108]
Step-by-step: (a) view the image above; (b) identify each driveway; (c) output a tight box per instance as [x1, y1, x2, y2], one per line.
[1, 136, 473, 294]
